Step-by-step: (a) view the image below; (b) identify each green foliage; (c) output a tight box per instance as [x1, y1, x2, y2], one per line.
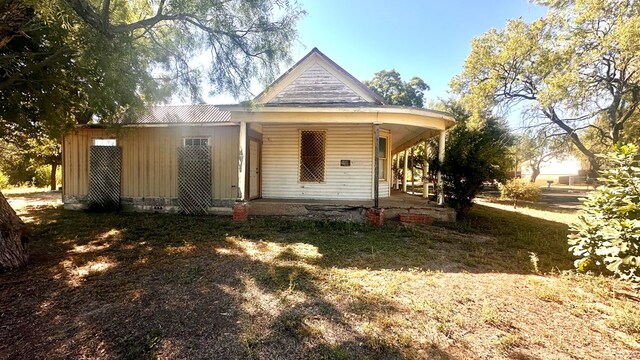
[1, 0, 304, 138]
[364, 69, 429, 107]
[0, 170, 9, 189]
[568, 144, 640, 282]
[452, 0, 640, 172]
[499, 179, 542, 208]
[33, 165, 61, 188]
[432, 101, 513, 218]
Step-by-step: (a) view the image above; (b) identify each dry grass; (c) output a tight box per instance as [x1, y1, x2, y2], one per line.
[1, 191, 639, 359]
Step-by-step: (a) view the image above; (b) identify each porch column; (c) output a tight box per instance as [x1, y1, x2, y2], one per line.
[423, 140, 429, 199]
[411, 147, 415, 194]
[402, 149, 408, 192]
[437, 130, 445, 205]
[395, 153, 400, 190]
[238, 121, 247, 201]
[374, 124, 380, 208]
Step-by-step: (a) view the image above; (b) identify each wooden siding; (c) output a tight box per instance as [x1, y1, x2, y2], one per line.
[269, 63, 368, 105]
[63, 126, 239, 200]
[261, 124, 382, 200]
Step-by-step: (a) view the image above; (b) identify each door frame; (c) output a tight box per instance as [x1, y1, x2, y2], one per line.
[247, 137, 262, 200]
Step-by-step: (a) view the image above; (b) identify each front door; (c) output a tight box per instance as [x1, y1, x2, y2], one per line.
[249, 139, 261, 199]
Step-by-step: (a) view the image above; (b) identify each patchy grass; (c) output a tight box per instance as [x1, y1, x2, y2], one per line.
[0, 193, 639, 359]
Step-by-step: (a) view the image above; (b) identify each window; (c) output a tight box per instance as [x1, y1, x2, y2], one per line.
[378, 137, 388, 181]
[183, 137, 209, 147]
[93, 138, 117, 146]
[299, 130, 326, 182]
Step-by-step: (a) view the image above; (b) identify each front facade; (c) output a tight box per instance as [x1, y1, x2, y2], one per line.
[62, 48, 455, 219]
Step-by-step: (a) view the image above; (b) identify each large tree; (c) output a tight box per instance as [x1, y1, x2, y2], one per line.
[451, 0, 640, 172]
[364, 69, 429, 108]
[0, 0, 304, 269]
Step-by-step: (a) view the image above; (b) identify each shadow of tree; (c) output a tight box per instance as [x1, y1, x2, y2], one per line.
[0, 204, 575, 359]
[0, 207, 462, 359]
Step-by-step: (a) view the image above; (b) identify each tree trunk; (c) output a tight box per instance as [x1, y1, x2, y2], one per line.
[0, 191, 29, 270]
[50, 162, 58, 191]
[530, 166, 541, 183]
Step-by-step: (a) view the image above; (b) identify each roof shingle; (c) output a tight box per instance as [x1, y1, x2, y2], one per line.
[121, 105, 231, 124]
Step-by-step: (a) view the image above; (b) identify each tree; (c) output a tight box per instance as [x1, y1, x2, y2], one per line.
[451, 0, 640, 173]
[0, 0, 304, 269]
[0, 191, 29, 270]
[364, 69, 430, 107]
[568, 144, 640, 283]
[518, 130, 571, 183]
[431, 101, 513, 218]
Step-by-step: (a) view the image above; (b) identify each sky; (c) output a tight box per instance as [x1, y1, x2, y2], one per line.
[206, 0, 547, 107]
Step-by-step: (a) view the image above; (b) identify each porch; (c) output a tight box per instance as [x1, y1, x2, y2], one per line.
[248, 190, 456, 222]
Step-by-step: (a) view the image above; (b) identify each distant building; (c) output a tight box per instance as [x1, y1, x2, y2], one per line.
[520, 156, 587, 185]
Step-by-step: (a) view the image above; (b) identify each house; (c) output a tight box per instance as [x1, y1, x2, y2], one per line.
[62, 48, 456, 223]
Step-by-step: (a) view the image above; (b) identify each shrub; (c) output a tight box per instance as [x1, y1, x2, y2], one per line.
[499, 179, 541, 208]
[568, 144, 640, 283]
[431, 102, 513, 218]
[0, 170, 9, 189]
[33, 165, 62, 189]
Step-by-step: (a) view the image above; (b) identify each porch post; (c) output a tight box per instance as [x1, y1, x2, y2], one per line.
[238, 121, 247, 201]
[402, 149, 408, 192]
[374, 124, 380, 208]
[437, 130, 445, 205]
[395, 153, 400, 190]
[423, 140, 429, 199]
[411, 146, 415, 194]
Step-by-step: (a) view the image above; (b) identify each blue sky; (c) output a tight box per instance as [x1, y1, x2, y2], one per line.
[207, 0, 547, 105]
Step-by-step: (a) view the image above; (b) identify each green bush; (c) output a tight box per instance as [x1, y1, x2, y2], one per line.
[431, 102, 513, 218]
[0, 170, 9, 189]
[33, 165, 62, 189]
[499, 179, 541, 208]
[568, 144, 640, 283]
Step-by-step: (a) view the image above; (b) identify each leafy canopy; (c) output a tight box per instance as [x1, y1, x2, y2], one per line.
[569, 144, 640, 283]
[364, 69, 429, 107]
[452, 0, 640, 171]
[0, 0, 304, 138]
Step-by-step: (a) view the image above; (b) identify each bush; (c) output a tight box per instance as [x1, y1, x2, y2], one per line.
[431, 102, 513, 218]
[568, 144, 640, 283]
[33, 165, 62, 189]
[0, 171, 9, 189]
[499, 179, 541, 208]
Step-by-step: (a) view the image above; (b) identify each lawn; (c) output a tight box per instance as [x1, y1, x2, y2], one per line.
[1, 192, 639, 359]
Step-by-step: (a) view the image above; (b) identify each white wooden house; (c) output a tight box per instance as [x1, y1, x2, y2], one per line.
[62, 48, 456, 221]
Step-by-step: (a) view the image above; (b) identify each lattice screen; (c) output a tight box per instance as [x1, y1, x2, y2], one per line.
[178, 146, 212, 214]
[300, 130, 326, 182]
[87, 146, 122, 211]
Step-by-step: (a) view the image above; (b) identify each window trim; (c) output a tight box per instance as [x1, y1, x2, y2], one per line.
[92, 138, 117, 146]
[378, 135, 389, 181]
[298, 129, 327, 183]
[182, 137, 210, 147]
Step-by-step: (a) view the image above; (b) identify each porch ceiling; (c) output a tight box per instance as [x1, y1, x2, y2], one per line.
[386, 124, 440, 154]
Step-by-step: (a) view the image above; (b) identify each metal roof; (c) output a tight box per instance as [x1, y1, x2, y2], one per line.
[120, 104, 231, 124]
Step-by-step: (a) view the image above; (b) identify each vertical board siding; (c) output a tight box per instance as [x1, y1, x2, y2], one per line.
[63, 126, 239, 200]
[261, 124, 375, 200]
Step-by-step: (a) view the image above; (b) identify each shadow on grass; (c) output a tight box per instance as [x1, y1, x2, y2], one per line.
[0, 203, 573, 359]
[1, 207, 455, 359]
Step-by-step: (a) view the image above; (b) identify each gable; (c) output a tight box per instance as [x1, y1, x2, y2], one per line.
[256, 48, 384, 106]
[270, 62, 368, 105]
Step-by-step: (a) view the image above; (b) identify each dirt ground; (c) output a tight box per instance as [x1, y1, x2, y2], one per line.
[1, 191, 638, 359]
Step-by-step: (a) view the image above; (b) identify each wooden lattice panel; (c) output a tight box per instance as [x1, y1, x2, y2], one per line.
[178, 146, 212, 214]
[87, 146, 122, 211]
[299, 130, 326, 182]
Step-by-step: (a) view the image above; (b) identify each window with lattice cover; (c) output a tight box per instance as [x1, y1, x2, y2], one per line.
[299, 131, 326, 182]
